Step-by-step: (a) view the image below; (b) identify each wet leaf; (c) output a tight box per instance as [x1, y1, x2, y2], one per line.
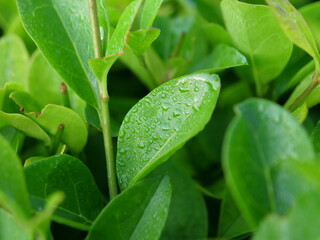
[24, 155, 104, 230]
[16, 0, 98, 106]
[117, 73, 220, 190]
[86, 175, 171, 240]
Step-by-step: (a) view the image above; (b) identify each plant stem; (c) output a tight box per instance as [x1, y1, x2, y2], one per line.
[89, 0, 118, 199]
[89, 0, 102, 58]
[288, 72, 319, 111]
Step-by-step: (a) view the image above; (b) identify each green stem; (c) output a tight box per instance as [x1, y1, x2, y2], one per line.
[89, 0, 118, 199]
[288, 72, 319, 111]
[60, 82, 70, 108]
[49, 124, 64, 156]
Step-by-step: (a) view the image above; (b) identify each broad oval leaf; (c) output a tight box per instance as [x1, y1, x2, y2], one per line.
[221, 0, 293, 87]
[0, 34, 29, 89]
[28, 104, 88, 153]
[24, 154, 104, 230]
[0, 135, 31, 218]
[86, 175, 172, 240]
[116, 73, 220, 190]
[16, 0, 98, 106]
[223, 98, 315, 227]
[0, 110, 50, 145]
[266, 0, 320, 67]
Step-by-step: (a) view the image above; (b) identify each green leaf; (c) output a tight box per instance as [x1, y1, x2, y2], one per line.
[117, 73, 220, 190]
[0, 209, 33, 240]
[10, 91, 44, 113]
[266, 0, 320, 67]
[106, 0, 142, 56]
[86, 175, 172, 240]
[16, 0, 98, 106]
[151, 162, 208, 240]
[0, 135, 31, 218]
[253, 162, 320, 240]
[0, 111, 50, 145]
[221, 0, 293, 89]
[301, 2, 320, 50]
[311, 120, 320, 154]
[140, 0, 163, 29]
[218, 190, 253, 239]
[190, 44, 248, 73]
[28, 50, 64, 106]
[89, 0, 142, 83]
[127, 29, 161, 56]
[0, 82, 23, 113]
[24, 154, 104, 230]
[223, 98, 315, 227]
[0, 34, 29, 89]
[28, 104, 88, 153]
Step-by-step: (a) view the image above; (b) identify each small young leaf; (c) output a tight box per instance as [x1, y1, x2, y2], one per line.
[221, 0, 293, 88]
[28, 104, 88, 153]
[10, 91, 44, 113]
[0, 111, 50, 145]
[266, 0, 320, 67]
[16, 0, 98, 106]
[0, 34, 29, 89]
[0, 135, 31, 218]
[140, 0, 164, 29]
[117, 73, 220, 190]
[127, 29, 160, 56]
[24, 155, 104, 230]
[89, 0, 143, 83]
[86, 175, 172, 240]
[223, 98, 315, 227]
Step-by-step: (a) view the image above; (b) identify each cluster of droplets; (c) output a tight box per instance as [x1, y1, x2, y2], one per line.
[117, 77, 214, 188]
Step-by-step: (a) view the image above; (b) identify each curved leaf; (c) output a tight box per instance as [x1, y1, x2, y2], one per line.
[86, 175, 171, 240]
[16, 0, 98, 106]
[117, 73, 220, 190]
[223, 98, 315, 227]
[0, 135, 31, 218]
[266, 0, 320, 67]
[221, 0, 293, 87]
[140, 0, 163, 29]
[28, 104, 88, 153]
[0, 110, 50, 145]
[24, 155, 104, 230]
[0, 34, 29, 89]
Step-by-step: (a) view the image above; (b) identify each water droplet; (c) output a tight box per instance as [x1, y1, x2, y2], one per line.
[173, 109, 182, 118]
[194, 86, 200, 92]
[161, 93, 166, 99]
[179, 86, 190, 93]
[138, 142, 145, 149]
[162, 103, 170, 111]
[132, 108, 138, 113]
[161, 122, 170, 131]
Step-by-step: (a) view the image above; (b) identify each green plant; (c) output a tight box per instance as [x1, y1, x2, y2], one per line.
[1, 0, 320, 239]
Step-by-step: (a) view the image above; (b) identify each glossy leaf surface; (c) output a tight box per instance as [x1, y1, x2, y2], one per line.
[117, 73, 220, 190]
[221, 0, 292, 85]
[223, 98, 315, 227]
[24, 155, 104, 230]
[16, 0, 98, 106]
[86, 176, 171, 240]
[0, 135, 31, 218]
[0, 34, 29, 89]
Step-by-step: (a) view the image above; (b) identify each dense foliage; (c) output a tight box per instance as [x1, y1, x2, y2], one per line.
[1, 0, 320, 239]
